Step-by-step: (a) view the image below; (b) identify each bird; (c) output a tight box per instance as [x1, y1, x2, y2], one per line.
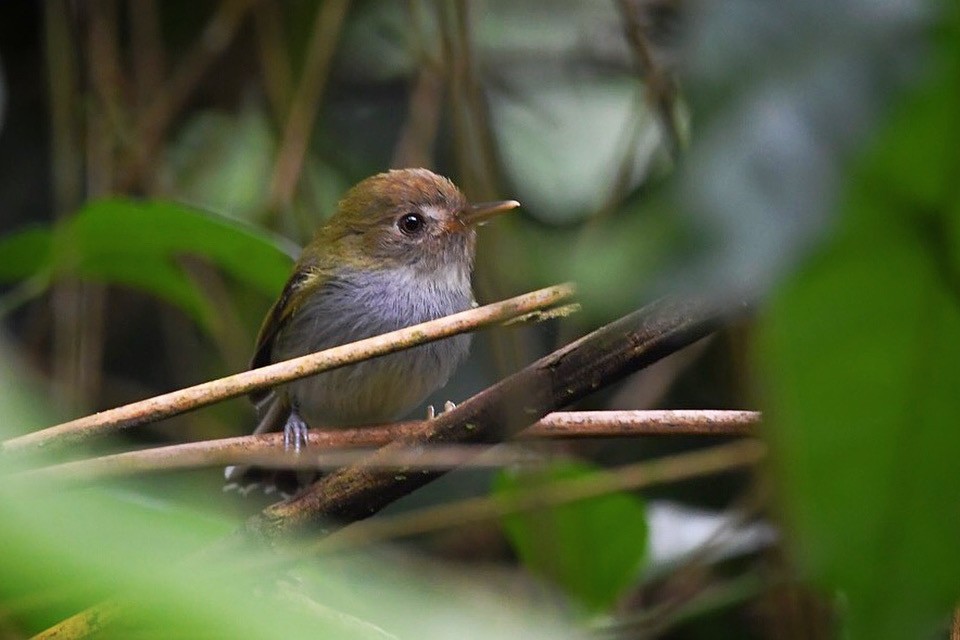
[225, 168, 518, 495]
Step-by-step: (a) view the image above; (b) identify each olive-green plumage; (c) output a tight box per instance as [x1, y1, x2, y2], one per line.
[226, 168, 518, 494]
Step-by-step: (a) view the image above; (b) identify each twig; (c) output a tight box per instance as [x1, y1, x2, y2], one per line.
[137, 0, 256, 139]
[266, 0, 351, 211]
[617, 0, 684, 160]
[502, 303, 581, 325]
[43, 0, 83, 418]
[0, 283, 574, 455]
[17, 410, 759, 483]
[30, 599, 124, 640]
[246, 295, 731, 538]
[530, 409, 757, 437]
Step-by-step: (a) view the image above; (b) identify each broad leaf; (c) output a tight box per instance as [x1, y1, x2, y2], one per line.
[759, 27, 960, 639]
[0, 199, 294, 330]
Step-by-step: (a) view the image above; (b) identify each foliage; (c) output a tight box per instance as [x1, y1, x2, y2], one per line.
[0, 199, 294, 330]
[0, 354, 574, 639]
[758, 11, 960, 639]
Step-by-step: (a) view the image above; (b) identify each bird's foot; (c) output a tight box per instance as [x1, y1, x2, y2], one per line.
[283, 410, 310, 452]
[425, 401, 457, 420]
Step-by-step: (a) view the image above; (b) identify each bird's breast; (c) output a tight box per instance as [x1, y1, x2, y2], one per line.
[272, 266, 474, 426]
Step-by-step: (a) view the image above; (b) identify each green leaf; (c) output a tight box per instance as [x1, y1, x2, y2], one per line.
[0, 346, 577, 639]
[493, 461, 648, 614]
[0, 198, 294, 329]
[758, 25, 960, 639]
[0, 227, 52, 281]
[162, 107, 277, 222]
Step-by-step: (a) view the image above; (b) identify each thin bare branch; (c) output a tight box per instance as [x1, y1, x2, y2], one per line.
[617, 0, 684, 159]
[0, 283, 575, 455]
[30, 599, 124, 640]
[17, 410, 759, 484]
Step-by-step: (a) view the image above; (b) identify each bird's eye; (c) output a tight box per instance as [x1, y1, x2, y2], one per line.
[397, 212, 426, 236]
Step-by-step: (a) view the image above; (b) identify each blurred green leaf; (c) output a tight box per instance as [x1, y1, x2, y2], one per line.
[0, 226, 52, 280]
[0, 341, 574, 639]
[494, 461, 648, 614]
[0, 198, 294, 330]
[759, 25, 960, 639]
[162, 107, 277, 222]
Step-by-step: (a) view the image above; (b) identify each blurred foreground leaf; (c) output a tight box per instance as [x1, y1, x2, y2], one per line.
[494, 461, 648, 614]
[0, 199, 294, 330]
[0, 342, 574, 639]
[759, 20, 960, 639]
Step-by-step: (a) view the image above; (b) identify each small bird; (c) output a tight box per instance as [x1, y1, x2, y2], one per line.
[225, 168, 518, 494]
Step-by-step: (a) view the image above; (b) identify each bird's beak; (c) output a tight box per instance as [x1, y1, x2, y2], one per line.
[458, 200, 520, 227]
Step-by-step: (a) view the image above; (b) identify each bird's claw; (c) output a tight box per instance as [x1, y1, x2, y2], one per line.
[426, 401, 457, 420]
[283, 412, 310, 452]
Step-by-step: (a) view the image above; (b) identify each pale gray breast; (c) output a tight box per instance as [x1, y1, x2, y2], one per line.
[271, 266, 474, 427]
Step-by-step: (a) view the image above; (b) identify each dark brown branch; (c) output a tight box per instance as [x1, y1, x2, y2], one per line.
[247, 296, 732, 539]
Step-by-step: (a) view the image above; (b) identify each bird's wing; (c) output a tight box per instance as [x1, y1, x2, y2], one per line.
[248, 259, 321, 404]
